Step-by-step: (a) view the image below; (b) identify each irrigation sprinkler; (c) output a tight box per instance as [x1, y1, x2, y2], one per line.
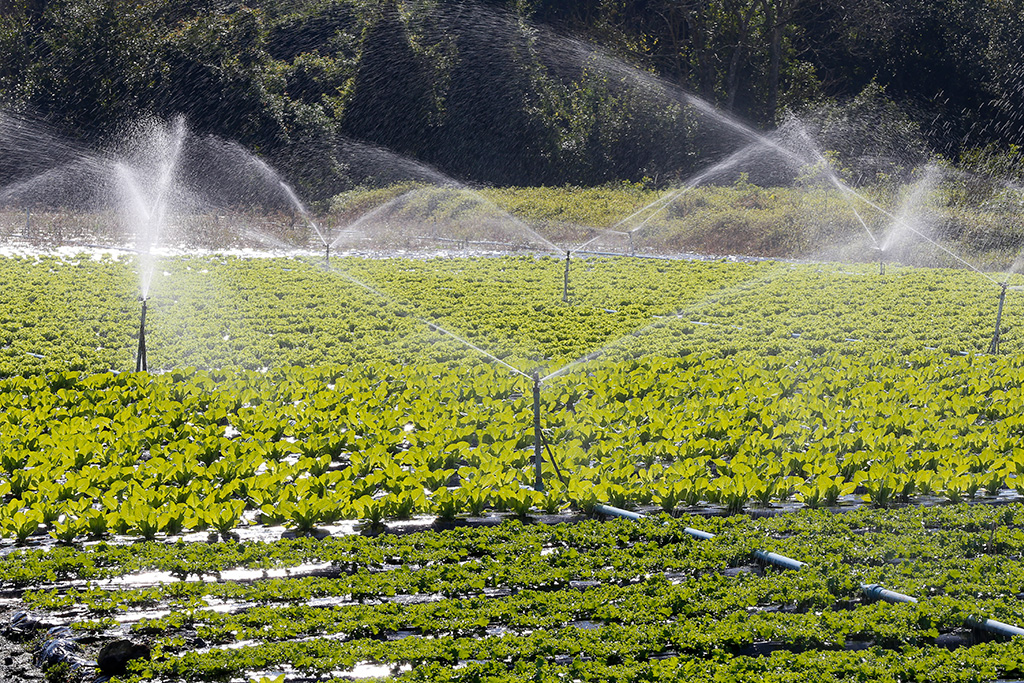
[325, 243, 330, 270]
[989, 282, 1009, 354]
[135, 297, 148, 372]
[563, 251, 570, 302]
[532, 371, 544, 492]
[872, 246, 885, 275]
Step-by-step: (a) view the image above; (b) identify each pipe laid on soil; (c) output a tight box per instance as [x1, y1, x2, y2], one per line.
[860, 583, 916, 604]
[593, 503, 801, 569]
[752, 549, 805, 570]
[595, 503, 1024, 640]
[861, 583, 1024, 639]
[593, 503, 644, 523]
[967, 617, 1024, 639]
[684, 526, 716, 541]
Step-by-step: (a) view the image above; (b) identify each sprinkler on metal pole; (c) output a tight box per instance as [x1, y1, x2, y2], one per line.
[872, 246, 885, 275]
[563, 251, 570, 302]
[532, 371, 544, 492]
[325, 243, 330, 270]
[989, 282, 1009, 354]
[135, 297, 148, 372]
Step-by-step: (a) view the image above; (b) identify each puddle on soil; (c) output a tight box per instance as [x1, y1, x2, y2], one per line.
[569, 620, 602, 630]
[237, 661, 411, 682]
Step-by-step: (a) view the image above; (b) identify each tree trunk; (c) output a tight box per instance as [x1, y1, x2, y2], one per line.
[762, 0, 795, 124]
[725, 1, 759, 111]
[767, 14, 782, 122]
[683, 5, 717, 102]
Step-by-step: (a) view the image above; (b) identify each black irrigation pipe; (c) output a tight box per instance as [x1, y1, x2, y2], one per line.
[572, 249, 687, 261]
[411, 235, 539, 251]
[593, 503, 1024, 639]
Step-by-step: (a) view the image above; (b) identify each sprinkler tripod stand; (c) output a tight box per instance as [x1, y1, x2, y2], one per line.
[989, 282, 1009, 354]
[135, 296, 148, 372]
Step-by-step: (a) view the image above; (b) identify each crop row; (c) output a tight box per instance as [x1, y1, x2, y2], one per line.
[13, 509, 1024, 609]
[4, 345, 1024, 537]
[1, 254, 1020, 378]
[0, 502, 1016, 580]
[11, 508, 1024, 682]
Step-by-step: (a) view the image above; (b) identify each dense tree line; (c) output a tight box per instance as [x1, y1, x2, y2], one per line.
[0, 0, 1021, 197]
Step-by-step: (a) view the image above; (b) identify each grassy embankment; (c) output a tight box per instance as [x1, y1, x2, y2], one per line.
[328, 179, 1024, 268]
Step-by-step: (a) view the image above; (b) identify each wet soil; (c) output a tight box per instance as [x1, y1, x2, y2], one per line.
[0, 608, 45, 682]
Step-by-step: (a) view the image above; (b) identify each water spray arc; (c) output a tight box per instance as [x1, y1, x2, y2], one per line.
[575, 141, 769, 254]
[324, 260, 554, 495]
[135, 297, 148, 372]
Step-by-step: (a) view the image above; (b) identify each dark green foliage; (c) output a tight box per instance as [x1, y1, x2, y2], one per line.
[0, 0, 1021, 194]
[342, 1, 434, 160]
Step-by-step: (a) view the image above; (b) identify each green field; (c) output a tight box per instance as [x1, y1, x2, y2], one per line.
[4, 252, 1024, 682]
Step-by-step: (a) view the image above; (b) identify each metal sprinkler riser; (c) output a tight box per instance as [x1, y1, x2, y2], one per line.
[532, 372, 544, 492]
[990, 282, 1009, 354]
[872, 246, 886, 275]
[563, 251, 570, 302]
[135, 297, 148, 373]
